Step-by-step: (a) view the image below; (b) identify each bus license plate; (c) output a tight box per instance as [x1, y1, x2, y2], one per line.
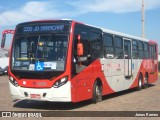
[30, 94, 41, 99]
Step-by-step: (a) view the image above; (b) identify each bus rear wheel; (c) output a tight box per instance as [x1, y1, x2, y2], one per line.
[92, 81, 102, 103]
[143, 73, 149, 88]
[137, 74, 142, 91]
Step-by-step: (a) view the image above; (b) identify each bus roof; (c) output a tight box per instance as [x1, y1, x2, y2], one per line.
[83, 22, 149, 42]
[101, 28, 149, 42]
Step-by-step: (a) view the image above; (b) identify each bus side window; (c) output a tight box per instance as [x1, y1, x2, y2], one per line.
[73, 25, 90, 62]
[103, 34, 114, 59]
[89, 31, 102, 60]
[144, 42, 149, 59]
[114, 36, 123, 59]
[132, 40, 139, 59]
[138, 41, 144, 59]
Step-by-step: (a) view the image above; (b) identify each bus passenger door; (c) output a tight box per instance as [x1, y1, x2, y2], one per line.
[124, 39, 132, 78]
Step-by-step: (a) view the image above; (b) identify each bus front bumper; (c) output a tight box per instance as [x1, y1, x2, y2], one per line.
[9, 81, 71, 102]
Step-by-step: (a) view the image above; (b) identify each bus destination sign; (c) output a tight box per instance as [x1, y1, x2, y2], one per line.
[17, 24, 70, 33]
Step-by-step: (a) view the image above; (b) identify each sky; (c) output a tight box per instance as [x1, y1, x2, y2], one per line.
[0, 0, 160, 50]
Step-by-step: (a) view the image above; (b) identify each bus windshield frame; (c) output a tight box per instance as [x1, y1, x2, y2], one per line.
[11, 22, 71, 73]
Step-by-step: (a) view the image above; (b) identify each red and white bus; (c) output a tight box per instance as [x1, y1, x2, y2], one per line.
[1, 20, 158, 103]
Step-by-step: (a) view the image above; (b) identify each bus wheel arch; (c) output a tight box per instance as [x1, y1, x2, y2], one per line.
[143, 72, 149, 88]
[92, 78, 103, 103]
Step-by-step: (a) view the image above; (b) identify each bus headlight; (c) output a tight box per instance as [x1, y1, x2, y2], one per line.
[9, 76, 19, 87]
[53, 77, 68, 88]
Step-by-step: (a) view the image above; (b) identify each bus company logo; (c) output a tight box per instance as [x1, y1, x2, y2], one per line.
[2, 112, 11, 117]
[33, 82, 47, 86]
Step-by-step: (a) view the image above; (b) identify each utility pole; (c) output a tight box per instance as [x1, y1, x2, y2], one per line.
[142, 0, 145, 38]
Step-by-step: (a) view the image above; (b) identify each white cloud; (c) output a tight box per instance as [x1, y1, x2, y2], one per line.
[0, 0, 160, 26]
[22, 1, 50, 16]
[0, 1, 72, 26]
[21, 1, 68, 18]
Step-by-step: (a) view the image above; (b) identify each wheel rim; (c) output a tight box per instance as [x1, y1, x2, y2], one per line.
[96, 86, 100, 98]
[92, 82, 102, 103]
[144, 75, 148, 85]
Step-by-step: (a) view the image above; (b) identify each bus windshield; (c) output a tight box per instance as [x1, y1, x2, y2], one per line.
[11, 34, 68, 71]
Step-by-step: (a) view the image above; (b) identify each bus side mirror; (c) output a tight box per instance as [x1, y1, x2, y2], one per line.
[76, 34, 84, 56]
[1, 30, 14, 50]
[1, 33, 6, 48]
[77, 43, 83, 56]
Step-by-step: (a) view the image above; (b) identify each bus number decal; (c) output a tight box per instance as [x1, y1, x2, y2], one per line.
[23, 27, 33, 32]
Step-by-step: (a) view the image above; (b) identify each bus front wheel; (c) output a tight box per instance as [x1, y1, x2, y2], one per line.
[92, 80, 102, 103]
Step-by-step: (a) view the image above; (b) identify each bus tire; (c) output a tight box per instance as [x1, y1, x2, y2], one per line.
[137, 74, 143, 91]
[143, 73, 149, 89]
[92, 80, 102, 103]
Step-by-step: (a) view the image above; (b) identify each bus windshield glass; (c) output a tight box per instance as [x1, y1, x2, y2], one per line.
[11, 34, 69, 71]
